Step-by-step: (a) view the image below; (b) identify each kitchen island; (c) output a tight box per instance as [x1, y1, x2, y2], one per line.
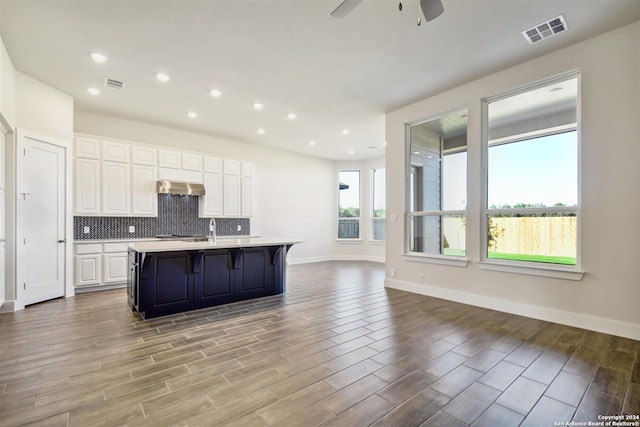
[128, 238, 301, 319]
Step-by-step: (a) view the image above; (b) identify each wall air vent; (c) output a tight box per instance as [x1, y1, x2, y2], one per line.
[104, 77, 125, 91]
[522, 15, 567, 44]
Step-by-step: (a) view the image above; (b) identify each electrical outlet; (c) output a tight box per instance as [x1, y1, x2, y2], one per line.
[129, 226, 135, 233]
[390, 214, 397, 223]
[237, 225, 242, 232]
[418, 273, 425, 283]
[389, 268, 396, 278]
[83, 226, 90, 234]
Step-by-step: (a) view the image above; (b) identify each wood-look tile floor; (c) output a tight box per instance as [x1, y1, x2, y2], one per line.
[1, 261, 639, 427]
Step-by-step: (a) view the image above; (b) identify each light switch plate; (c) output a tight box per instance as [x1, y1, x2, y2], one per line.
[83, 226, 90, 234]
[237, 225, 242, 232]
[129, 226, 135, 233]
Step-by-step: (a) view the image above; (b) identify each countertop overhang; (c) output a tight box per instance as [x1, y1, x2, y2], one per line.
[128, 237, 303, 253]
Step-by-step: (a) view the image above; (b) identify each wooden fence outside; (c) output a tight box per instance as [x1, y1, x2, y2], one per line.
[489, 216, 577, 257]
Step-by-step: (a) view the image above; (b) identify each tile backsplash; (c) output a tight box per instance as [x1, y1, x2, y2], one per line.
[74, 194, 249, 240]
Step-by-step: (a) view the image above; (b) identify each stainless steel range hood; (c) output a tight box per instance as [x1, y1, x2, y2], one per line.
[156, 180, 206, 196]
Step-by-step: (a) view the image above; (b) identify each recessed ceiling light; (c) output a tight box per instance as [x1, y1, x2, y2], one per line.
[187, 112, 198, 119]
[90, 52, 107, 63]
[348, 149, 355, 155]
[87, 88, 100, 96]
[253, 102, 264, 110]
[287, 113, 297, 120]
[257, 128, 266, 134]
[341, 129, 350, 135]
[210, 89, 222, 98]
[156, 73, 170, 82]
[308, 140, 316, 146]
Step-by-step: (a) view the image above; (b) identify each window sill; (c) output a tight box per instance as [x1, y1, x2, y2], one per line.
[368, 240, 386, 246]
[336, 239, 363, 244]
[478, 260, 585, 281]
[403, 253, 469, 268]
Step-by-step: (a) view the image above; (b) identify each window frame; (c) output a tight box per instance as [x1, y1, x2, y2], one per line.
[370, 167, 386, 243]
[404, 106, 469, 264]
[479, 71, 584, 279]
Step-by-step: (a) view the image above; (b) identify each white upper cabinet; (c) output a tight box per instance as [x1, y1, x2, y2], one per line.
[223, 175, 241, 216]
[0, 131, 5, 189]
[75, 158, 101, 214]
[75, 137, 101, 159]
[102, 161, 130, 215]
[102, 141, 130, 163]
[158, 149, 181, 169]
[223, 159, 241, 176]
[241, 162, 254, 177]
[182, 153, 203, 171]
[204, 156, 222, 173]
[200, 173, 223, 217]
[241, 176, 253, 217]
[132, 145, 157, 166]
[132, 165, 158, 216]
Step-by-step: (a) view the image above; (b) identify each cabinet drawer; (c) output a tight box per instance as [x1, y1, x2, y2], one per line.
[75, 244, 102, 255]
[103, 242, 130, 253]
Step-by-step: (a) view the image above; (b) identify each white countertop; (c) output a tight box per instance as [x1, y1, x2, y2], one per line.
[129, 237, 303, 253]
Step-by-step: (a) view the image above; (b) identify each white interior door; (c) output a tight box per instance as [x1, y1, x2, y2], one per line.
[19, 136, 66, 305]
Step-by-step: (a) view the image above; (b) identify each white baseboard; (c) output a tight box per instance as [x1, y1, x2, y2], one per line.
[385, 278, 640, 341]
[75, 283, 127, 294]
[288, 255, 385, 265]
[0, 300, 16, 313]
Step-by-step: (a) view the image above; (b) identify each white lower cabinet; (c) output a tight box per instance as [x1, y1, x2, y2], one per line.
[75, 243, 102, 287]
[0, 241, 5, 307]
[75, 242, 129, 288]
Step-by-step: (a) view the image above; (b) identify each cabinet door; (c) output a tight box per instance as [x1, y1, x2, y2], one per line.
[75, 137, 101, 159]
[204, 156, 222, 173]
[102, 140, 130, 163]
[75, 158, 101, 215]
[241, 162, 254, 177]
[102, 161, 130, 215]
[132, 145, 157, 166]
[223, 175, 241, 216]
[241, 176, 253, 217]
[75, 254, 102, 286]
[223, 159, 241, 176]
[103, 252, 128, 284]
[182, 153, 203, 171]
[132, 165, 158, 216]
[200, 173, 223, 217]
[158, 150, 181, 169]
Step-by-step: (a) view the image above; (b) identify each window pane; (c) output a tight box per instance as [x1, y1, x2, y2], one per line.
[339, 170, 360, 239]
[443, 151, 467, 211]
[409, 214, 466, 256]
[373, 168, 386, 218]
[372, 218, 386, 241]
[487, 213, 576, 265]
[488, 132, 577, 208]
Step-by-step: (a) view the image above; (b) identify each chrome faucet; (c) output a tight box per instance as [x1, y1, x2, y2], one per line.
[208, 218, 217, 242]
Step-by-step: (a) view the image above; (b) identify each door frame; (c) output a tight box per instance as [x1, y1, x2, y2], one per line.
[15, 129, 73, 310]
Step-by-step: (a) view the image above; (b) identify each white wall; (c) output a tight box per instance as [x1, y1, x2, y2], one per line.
[385, 22, 640, 339]
[73, 111, 337, 263]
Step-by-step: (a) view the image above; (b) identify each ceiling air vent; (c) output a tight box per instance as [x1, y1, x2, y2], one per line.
[522, 15, 567, 44]
[104, 77, 125, 91]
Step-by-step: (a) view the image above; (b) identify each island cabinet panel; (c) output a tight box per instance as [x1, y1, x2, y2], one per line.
[236, 249, 274, 299]
[194, 251, 234, 308]
[138, 251, 193, 319]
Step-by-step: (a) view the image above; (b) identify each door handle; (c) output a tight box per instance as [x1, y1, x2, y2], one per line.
[58, 239, 66, 243]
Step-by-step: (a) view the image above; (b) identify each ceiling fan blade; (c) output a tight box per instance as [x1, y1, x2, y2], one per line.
[419, 0, 444, 22]
[330, 0, 363, 18]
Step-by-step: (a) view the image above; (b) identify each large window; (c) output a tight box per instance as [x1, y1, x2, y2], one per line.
[371, 168, 386, 241]
[484, 75, 578, 266]
[338, 170, 360, 239]
[407, 108, 468, 256]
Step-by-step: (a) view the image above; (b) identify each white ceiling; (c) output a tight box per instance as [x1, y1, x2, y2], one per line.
[1, 0, 638, 160]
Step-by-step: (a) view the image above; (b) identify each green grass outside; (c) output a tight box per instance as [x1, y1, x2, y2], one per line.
[442, 248, 576, 265]
[488, 252, 576, 265]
